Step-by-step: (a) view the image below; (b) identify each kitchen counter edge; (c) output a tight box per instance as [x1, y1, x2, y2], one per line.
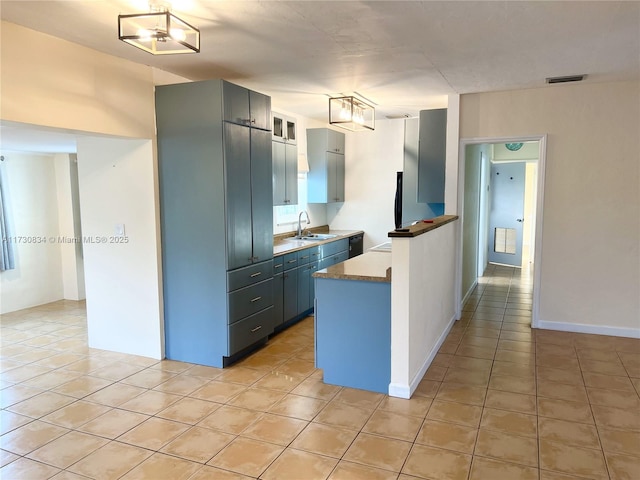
[387, 214, 459, 238]
[313, 251, 391, 283]
[273, 230, 364, 257]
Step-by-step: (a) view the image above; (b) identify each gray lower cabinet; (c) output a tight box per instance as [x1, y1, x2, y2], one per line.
[156, 79, 274, 368]
[283, 257, 298, 321]
[274, 239, 348, 326]
[307, 129, 346, 203]
[417, 108, 447, 204]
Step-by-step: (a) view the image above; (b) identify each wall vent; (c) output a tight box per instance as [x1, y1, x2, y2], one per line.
[546, 74, 586, 84]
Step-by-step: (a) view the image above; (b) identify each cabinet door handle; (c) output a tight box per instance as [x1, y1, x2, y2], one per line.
[250, 296, 262, 303]
[274, 264, 282, 270]
[250, 272, 262, 278]
[251, 119, 256, 124]
[301, 255, 309, 260]
[287, 260, 297, 264]
[251, 325, 262, 333]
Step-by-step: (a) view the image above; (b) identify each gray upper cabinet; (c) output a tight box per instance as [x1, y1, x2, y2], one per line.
[272, 142, 298, 206]
[222, 81, 271, 130]
[417, 108, 447, 204]
[327, 128, 345, 154]
[272, 114, 298, 206]
[307, 128, 346, 203]
[156, 79, 273, 368]
[272, 112, 297, 145]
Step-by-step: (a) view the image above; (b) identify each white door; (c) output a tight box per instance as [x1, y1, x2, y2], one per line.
[488, 162, 526, 266]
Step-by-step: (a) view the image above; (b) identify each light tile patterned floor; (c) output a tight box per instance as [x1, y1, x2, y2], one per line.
[1, 264, 639, 479]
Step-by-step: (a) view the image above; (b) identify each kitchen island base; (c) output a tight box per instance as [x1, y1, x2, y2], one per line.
[314, 276, 391, 394]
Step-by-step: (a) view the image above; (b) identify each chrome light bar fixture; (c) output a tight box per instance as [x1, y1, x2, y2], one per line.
[118, 2, 200, 55]
[329, 96, 375, 131]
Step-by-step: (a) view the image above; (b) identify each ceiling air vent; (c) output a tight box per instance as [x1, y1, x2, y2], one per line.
[385, 114, 411, 119]
[546, 74, 586, 84]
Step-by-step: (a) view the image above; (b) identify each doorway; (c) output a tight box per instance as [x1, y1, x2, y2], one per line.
[458, 136, 547, 328]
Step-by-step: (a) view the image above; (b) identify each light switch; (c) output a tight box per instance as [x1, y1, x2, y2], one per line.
[114, 223, 125, 236]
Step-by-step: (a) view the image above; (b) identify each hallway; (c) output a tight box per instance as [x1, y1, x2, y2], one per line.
[1, 264, 639, 479]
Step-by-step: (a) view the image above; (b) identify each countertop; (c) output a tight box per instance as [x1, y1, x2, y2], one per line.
[313, 251, 392, 283]
[273, 229, 364, 256]
[387, 214, 458, 238]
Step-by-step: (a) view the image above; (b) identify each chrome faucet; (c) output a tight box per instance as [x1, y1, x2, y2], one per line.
[297, 210, 310, 237]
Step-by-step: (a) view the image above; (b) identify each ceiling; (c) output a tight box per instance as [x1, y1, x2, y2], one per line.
[1, 0, 639, 152]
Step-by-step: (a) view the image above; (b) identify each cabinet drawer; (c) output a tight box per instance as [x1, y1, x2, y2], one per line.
[297, 248, 312, 266]
[283, 252, 298, 271]
[307, 246, 321, 264]
[228, 278, 274, 324]
[229, 306, 275, 355]
[273, 256, 284, 275]
[228, 260, 273, 292]
[322, 238, 348, 258]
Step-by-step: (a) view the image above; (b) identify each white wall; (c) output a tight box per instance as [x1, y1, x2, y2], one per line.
[390, 220, 458, 398]
[328, 119, 405, 249]
[461, 144, 483, 299]
[461, 81, 640, 335]
[0, 153, 64, 313]
[77, 137, 163, 359]
[54, 154, 85, 300]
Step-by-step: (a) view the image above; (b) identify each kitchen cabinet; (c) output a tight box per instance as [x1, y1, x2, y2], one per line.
[223, 81, 271, 131]
[274, 239, 348, 328]
[272, 112, 297, 144]
[272, 141, 298, 206]
[297, 245, 319, 314]
[307, 128, 346, 203]
[282, 252, 298, 322]
[226, 124, 273, 269]
[417, 108, 447, 204]
[156, 79, 274, 368]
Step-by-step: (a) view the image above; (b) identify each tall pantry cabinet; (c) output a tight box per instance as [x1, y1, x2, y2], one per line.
[156, 80, 275, 368]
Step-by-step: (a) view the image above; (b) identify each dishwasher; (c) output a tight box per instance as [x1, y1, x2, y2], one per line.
[348, 233, 364, 258]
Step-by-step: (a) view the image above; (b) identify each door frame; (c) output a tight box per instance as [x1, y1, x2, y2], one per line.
[456, 135, 547, 329]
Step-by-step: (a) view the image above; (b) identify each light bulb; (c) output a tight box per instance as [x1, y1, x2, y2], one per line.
[136, 28, 153, 41]
[170, 28, 186, 41]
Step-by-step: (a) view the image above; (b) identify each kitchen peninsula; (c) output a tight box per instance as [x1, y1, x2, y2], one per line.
[314, 251, 392, 393]
[314, 215, 459, 398]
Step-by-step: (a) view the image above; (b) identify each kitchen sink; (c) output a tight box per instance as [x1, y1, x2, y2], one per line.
[294, 233, 339, 241]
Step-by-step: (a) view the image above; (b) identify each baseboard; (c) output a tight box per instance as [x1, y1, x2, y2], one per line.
[388, 383, 411, 399]
[460, 280, 478, 311]
[388, 313, 457, 399]
[536, 320, 640, 339]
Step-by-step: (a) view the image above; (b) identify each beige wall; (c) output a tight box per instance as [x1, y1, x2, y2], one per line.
[460, 81, 640, 335]
[1, 21, 155, 139]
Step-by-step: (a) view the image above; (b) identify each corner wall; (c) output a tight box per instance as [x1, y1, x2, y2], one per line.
[77, 137, 163, 359]
[460, 81, 640, 335]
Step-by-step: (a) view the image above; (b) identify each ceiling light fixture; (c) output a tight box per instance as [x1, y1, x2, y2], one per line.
[118, 1, 200, 55]
[329, 96, 375, 131]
